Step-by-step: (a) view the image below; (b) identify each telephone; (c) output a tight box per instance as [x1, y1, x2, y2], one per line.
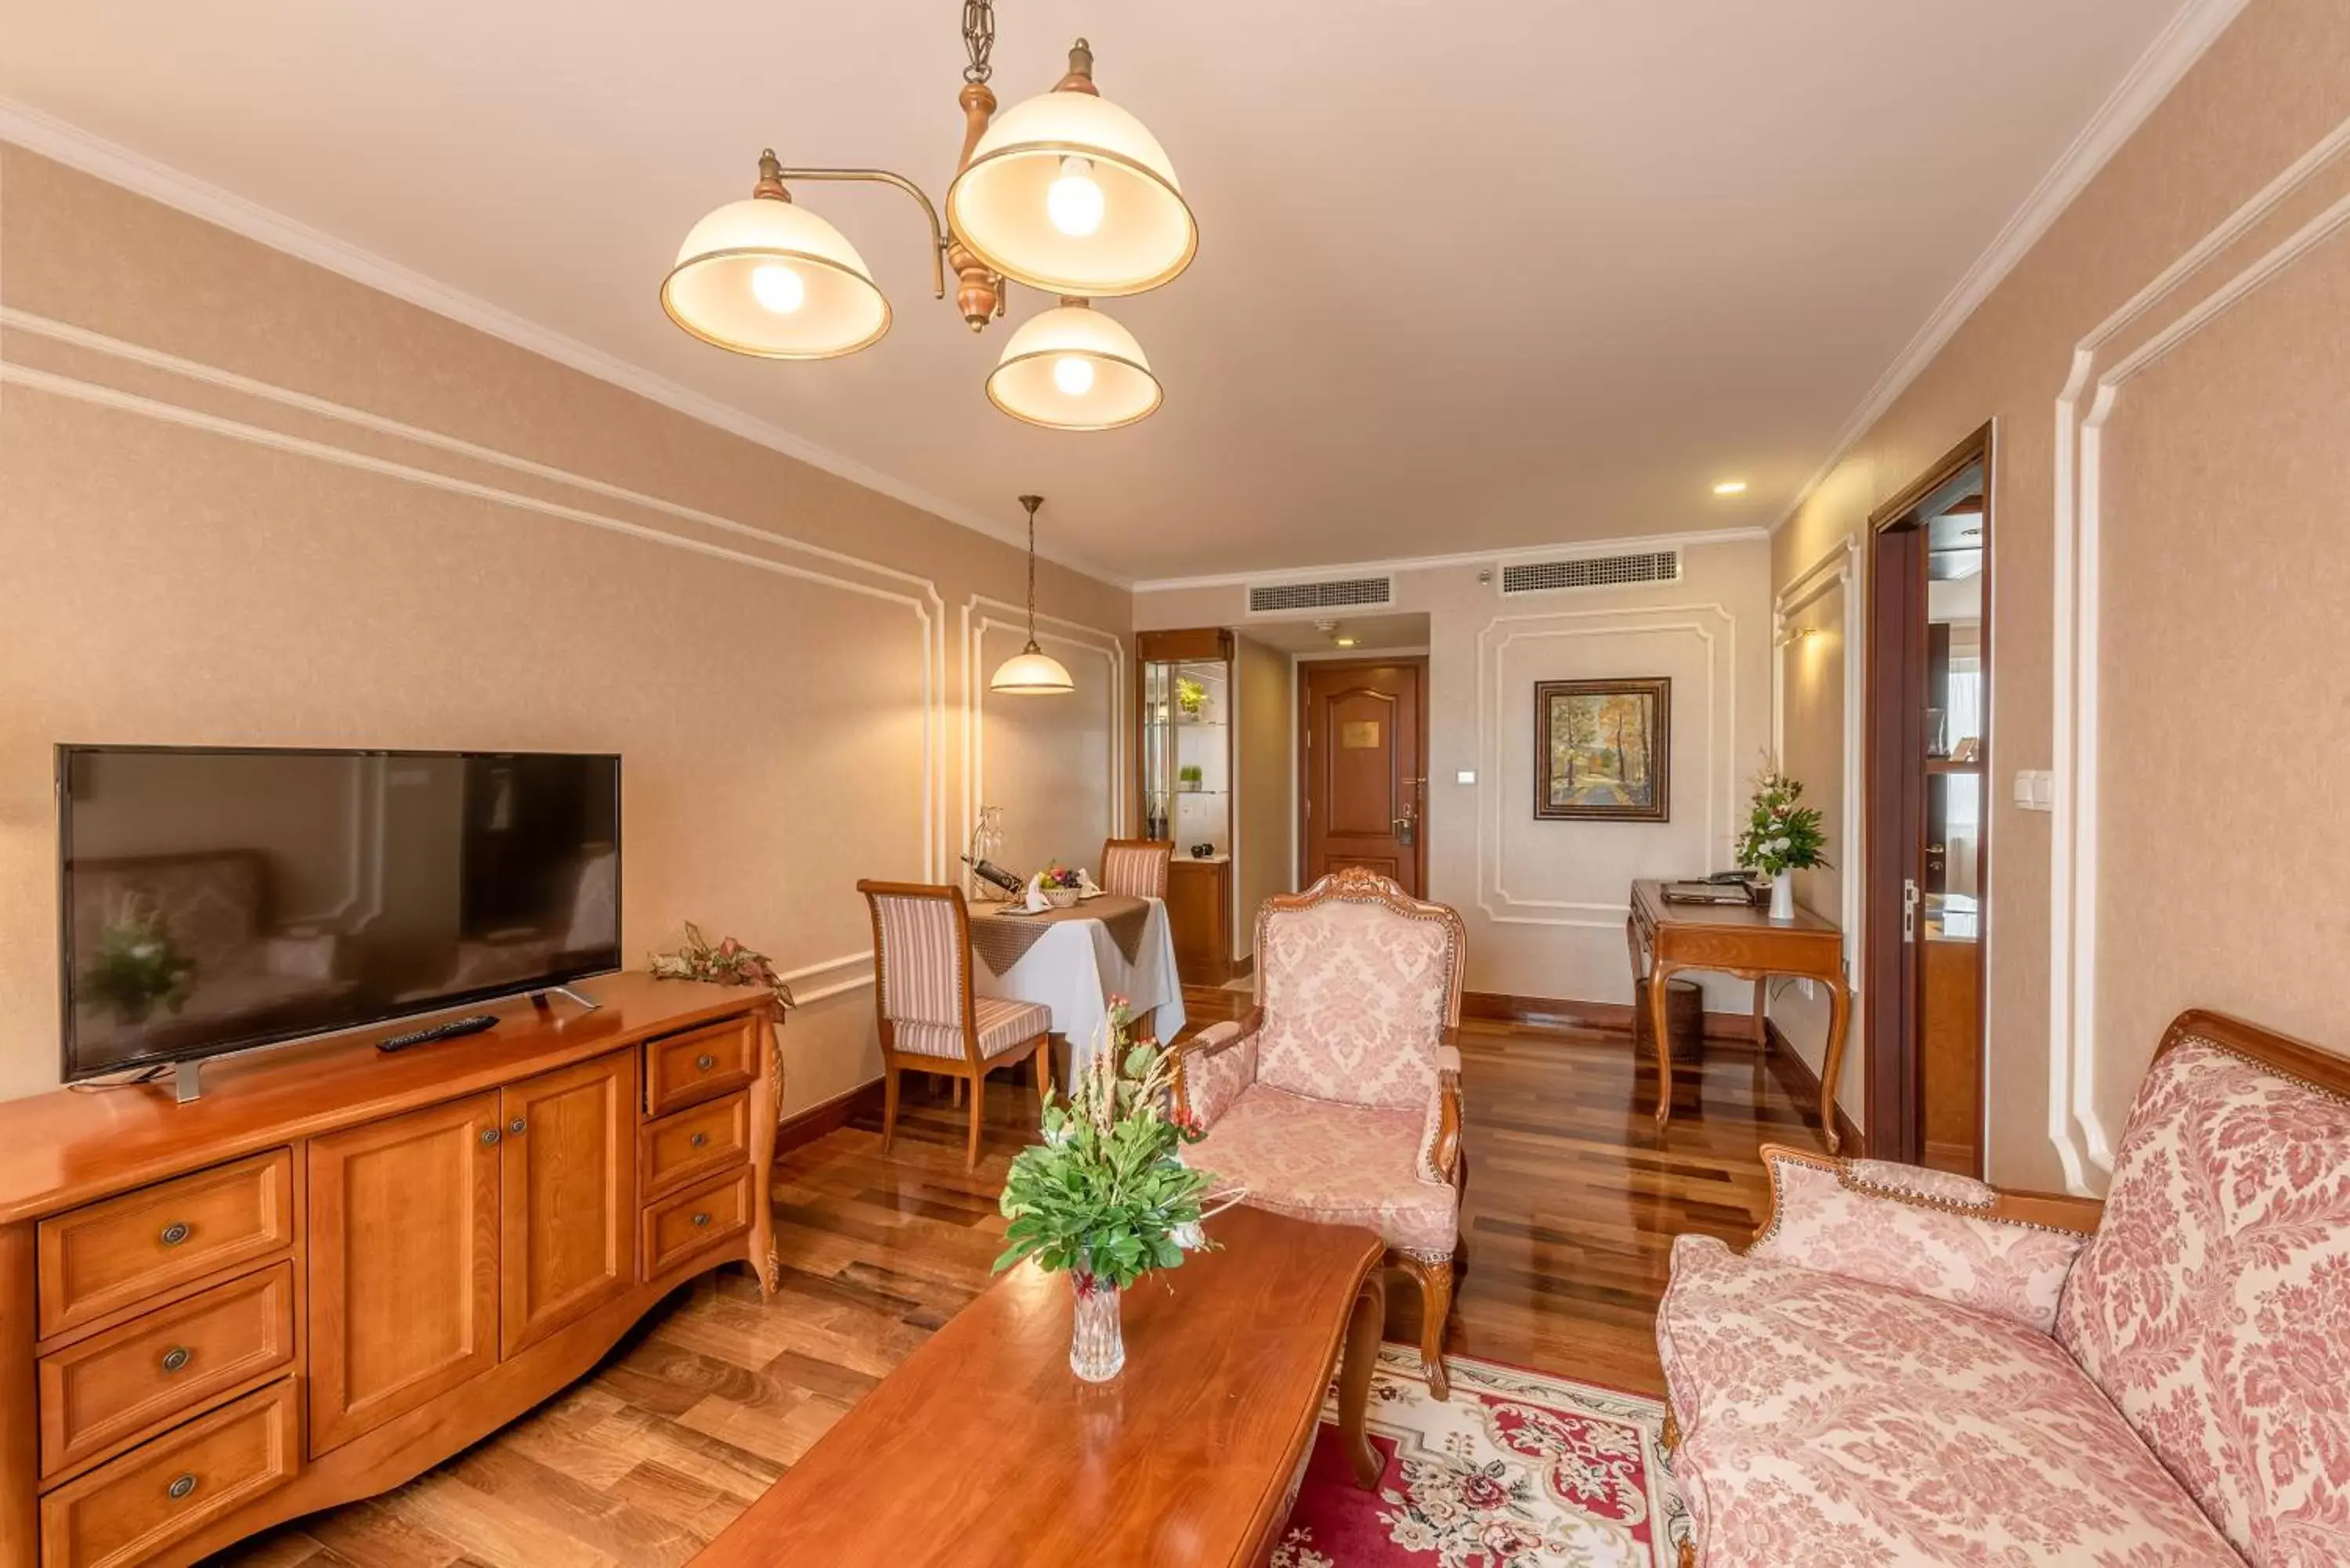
[962, 856, 1027, 897]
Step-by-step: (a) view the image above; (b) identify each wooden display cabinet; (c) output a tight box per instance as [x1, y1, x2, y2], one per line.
[1139, 628, 1235, 985]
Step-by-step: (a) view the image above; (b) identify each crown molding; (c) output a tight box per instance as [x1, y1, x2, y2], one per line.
[1130, 526, 1770, 596]
[1770, 0, 2248, 536]
[0, 96, 1133, 590]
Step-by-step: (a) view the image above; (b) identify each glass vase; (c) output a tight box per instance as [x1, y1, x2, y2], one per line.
[1068, 1274, 1126, 1382]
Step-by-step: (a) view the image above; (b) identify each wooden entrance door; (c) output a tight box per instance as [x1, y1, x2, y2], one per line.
[1299, 659, 1426, 897]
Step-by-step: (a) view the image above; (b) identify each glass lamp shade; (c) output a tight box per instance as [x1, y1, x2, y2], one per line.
[945, 89, 1195, 297]
[990, 642, 1076, 695]
[986, 303, 1162, 431]
[661, 196, 890, 359]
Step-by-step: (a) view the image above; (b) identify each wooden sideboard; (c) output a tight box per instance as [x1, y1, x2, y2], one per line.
[0, 974, 779, 1568]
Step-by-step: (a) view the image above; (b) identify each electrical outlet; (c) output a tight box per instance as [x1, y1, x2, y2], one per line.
[1455, 769, 1477, 785]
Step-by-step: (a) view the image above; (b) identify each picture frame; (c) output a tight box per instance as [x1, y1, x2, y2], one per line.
[1534, 677, 1671, 822]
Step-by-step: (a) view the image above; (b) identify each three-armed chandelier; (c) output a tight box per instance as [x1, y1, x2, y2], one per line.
[662, 6, 1191, 431]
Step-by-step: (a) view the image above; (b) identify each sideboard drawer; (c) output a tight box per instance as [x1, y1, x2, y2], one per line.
[642, 1090, 752, 1201]
[644, 1017, 760, 1118]
[37, 1379, 299, 1568]
[36, 1151, 295, 1338]
[38, 1261, 296, 1478]
[642, 1165, 754, 1281]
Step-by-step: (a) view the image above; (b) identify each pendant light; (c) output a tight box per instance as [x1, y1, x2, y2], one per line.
[945, 39, 1196, 298]
[990, 496, 1076, 695]
[987, 298, 1162, 430]
[662, 152, 891, 359]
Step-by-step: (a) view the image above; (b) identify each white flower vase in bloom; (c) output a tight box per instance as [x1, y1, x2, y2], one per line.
[1770, 874, 1796, 921]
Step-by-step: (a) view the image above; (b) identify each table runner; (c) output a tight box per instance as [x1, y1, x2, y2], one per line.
[970, 894, 1151, 975]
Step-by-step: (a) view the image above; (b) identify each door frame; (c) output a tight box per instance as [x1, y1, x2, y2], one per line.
[1861, 420, 1994, 1170]
[1294, 656, 1430, 895]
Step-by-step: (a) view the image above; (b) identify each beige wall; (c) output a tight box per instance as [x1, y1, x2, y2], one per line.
[1772, 0, 2350, 1190]
[1140, 536, 1775, 1006]
[1230, 634, 1294, 958]
[0, 146, 1133, 1109]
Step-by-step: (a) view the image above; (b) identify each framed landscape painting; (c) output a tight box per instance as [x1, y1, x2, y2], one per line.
[1535, 677, 1671, 822]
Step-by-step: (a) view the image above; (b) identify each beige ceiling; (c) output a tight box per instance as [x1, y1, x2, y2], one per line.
[0, 1, 2189, 585]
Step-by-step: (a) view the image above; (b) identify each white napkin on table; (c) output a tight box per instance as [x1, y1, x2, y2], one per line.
[1022, 873, 1052, 913]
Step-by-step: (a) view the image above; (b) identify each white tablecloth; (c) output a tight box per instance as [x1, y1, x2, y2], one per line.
[972, 896, 1188, 1085]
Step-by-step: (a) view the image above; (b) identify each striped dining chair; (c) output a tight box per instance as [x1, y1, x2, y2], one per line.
[857, 880, 1054, 1171]
[1098, 838, 1174, 901]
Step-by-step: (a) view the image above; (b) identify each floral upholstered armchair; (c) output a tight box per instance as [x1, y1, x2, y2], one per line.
[1173, 867, 1468, 1396]
[1656, 1008, 2350, 1568]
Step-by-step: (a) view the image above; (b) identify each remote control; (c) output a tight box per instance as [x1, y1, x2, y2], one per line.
[377, 1013, 500, 1053]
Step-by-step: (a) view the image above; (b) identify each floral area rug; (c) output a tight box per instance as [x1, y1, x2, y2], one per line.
[1280, 1345, 1691, 1568]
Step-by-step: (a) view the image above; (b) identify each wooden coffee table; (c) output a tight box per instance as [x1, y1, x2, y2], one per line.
[690, 1205, 1387, 1568]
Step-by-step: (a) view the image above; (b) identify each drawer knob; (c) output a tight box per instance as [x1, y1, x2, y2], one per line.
[158, 1222, 191, 1248]
[689, 1132, 710, 1149]
[167, 1472, 199, 1501]
[695, 1053, 717, 1071]
[508, 1118, 528, 1136]
[480, 1127, 501, 1147]
[161, 1346, 193, 1375]
[692, 1212, 712, 1228]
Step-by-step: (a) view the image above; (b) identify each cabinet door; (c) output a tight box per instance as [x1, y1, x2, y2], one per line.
[307, 1093, 501, 1456]
[501, 1051, 637, 1357]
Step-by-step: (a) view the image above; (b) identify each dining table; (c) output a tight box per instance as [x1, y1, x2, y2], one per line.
[967, 891, 1187, 1078]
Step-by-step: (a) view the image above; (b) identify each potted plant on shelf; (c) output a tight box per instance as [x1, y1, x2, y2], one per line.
[1176, 674, 1207, 721]
[1177, 763, 1203, 793]
[1735, 758, 1830, 921]
[994, 1001, 1217, 1382]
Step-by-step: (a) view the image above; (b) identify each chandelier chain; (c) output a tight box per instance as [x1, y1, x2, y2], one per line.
[1021, 494, 1043, 644]
[962, 0, 996, 84]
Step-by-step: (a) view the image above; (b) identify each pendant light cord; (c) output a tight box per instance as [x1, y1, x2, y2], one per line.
[1020, 493, 1043, 650]
[962, 0, 996, 83]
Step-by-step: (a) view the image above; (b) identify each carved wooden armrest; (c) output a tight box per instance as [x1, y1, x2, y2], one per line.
[1745, 1145, 2100, 1333]
[1173, 1008, 1262, 1131]
[1418, 1035, 1464, 1185]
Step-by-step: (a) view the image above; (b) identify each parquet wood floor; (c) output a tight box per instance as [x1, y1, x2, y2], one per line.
[209, 990, 1826, 1566]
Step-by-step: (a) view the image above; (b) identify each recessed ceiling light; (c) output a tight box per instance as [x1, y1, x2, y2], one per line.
[1333, 636, 1358, 649]
[1712, 480, 1748, 497]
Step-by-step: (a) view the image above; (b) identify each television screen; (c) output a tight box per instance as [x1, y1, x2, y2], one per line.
[58, 746, 621, 1081]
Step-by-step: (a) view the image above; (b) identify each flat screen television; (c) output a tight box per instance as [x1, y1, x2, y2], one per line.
[58, 746, 621, 1082]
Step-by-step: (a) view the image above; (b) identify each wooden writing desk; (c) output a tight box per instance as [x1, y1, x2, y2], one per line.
[1627, 879, 1852, 1152]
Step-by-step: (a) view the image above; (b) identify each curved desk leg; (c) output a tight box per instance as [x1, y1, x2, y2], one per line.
[1649, 959, 1681, 1135]
[1818, 977, 1852, 1155]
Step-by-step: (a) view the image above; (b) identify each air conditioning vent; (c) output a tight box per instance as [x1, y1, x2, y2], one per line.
[1246, 576, 1393, 615]
[1499, 551, 1680, 596]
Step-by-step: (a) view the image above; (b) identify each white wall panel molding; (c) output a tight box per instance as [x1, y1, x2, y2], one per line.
[959, 598, 1129, 873]
[2048, 112, 2350, 1192]
[1473, 603, 1737, 930]
[0, 331, 956, 983]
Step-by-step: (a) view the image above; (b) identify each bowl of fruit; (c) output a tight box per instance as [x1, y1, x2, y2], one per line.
[1040, 864, 1084, 909]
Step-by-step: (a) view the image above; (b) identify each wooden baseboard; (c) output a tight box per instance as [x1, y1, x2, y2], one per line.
[1462, 991, 1764, 1044]
[776, 1077, 887, 1154]
[1759, 1018, 1866, 1157]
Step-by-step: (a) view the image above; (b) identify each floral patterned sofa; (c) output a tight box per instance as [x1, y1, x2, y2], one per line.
[1657, 1008, 2350, 1568]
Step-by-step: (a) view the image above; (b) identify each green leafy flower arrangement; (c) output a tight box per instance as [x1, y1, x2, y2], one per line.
[648, 922, 796, 1015]
[1734, 760, 1831, 877]
[995, 1000, 1214, 1294]
[84, 900, 196, 1024]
